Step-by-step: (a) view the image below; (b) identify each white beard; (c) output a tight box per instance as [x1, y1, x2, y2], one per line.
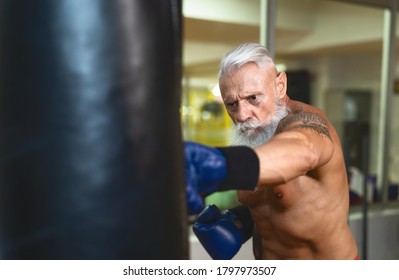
[231, 104, 289, 148]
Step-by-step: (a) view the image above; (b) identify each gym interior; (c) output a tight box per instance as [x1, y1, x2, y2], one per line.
[0, 0, 398, 260]
[183, 0, 399, 260]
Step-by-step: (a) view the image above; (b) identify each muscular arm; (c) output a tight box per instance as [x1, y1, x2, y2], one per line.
[254, 111, 334, 185]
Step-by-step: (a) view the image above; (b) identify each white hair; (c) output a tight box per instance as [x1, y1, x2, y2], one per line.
[218, 43, 276, 80]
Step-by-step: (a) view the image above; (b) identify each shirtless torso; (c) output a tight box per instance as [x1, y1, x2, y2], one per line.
[237, 100, 358, 260]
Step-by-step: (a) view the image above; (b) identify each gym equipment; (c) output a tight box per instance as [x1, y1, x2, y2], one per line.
[0, 0, 187, 259]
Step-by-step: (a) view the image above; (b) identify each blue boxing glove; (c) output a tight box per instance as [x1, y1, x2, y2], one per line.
[185, 142, 227, 214]
[193, 204, 253, 260]
[184, 142, 259, 215]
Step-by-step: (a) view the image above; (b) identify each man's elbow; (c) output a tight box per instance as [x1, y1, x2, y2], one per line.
[304, 139, 333, 171]
[302, 140, 319, 171]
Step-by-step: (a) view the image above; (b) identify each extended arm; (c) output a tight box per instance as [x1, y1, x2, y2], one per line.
[255, 111, 334, 185]
[185, 111, 334, 214]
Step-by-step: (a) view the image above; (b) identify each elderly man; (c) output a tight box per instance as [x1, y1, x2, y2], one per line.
[185, 43, 358, 260]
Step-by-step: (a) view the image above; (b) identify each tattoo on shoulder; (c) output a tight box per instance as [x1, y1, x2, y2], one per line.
[276, 112, 332, 140]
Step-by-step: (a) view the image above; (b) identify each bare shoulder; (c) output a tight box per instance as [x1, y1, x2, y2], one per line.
[276, 102, 332, 141]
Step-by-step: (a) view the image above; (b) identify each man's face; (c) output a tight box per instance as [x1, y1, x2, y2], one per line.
[219, 63, 288, 147]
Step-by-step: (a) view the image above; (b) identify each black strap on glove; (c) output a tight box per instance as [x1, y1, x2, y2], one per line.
[217, 146, 260, 191]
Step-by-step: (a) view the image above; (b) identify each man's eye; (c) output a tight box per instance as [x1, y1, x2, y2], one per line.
[226, 102, 237, 109]
[248, 95, 260, 104]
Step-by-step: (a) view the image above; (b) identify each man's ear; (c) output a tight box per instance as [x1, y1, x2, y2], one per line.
[276, 71, 287, 98]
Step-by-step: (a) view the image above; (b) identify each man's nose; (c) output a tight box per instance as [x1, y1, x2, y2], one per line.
[236, 103, 252, 122]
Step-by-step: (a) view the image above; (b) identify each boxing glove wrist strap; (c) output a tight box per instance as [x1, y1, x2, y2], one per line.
[228, 205, 254, 242]
[217, 146, 259, 191]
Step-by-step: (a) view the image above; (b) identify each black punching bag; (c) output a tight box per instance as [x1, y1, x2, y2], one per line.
[0, 0, 187, 259]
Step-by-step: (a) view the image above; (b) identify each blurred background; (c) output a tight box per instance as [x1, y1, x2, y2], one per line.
[182, 0, 399, 259]
[1, 0, 397, 261]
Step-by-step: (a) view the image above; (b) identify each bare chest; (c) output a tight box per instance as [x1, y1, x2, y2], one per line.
[237, 182, 303, 210]
[240, 181, 334, 246]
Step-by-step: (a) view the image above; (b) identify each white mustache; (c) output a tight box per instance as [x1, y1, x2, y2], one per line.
[234, 121, 268, 137]
[235, 120, 265, 133]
